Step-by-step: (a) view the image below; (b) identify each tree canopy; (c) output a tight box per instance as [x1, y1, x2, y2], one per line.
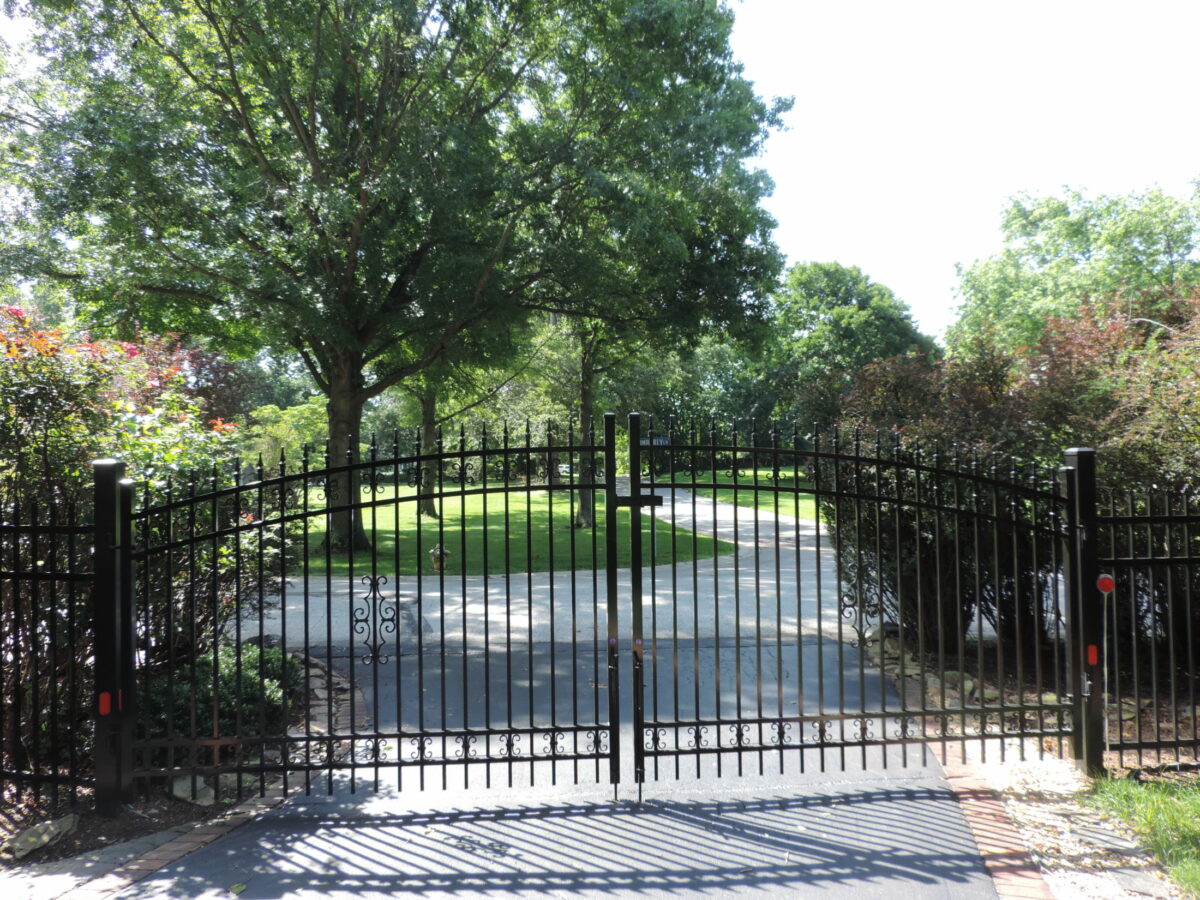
[2, 0, 786, 545]
[764, 261, 934, 426]
[952, 187, 1200, 352]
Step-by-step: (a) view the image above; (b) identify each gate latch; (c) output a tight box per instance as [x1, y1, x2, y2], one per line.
[615, 494, 664, 508]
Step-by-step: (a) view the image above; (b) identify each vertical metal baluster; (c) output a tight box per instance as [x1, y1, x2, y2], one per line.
[832, 427, 846, 770]
[1185, 488, 1197, 760]
[691, 422, 702, 779]
[913, 443, 926, 764]
[794, 425, 806, 775]
[323, 443, 334, 793]
[30, 500, 42, 798]
[647, 416, 659, 782]
[459, 425, 469, 789]
[67, 500, 79, 802]
[731, 421, 742, 776]
[629, 413, 646, 787]
[1013, 462, 1026, 762]
[971, 452, 985, 762]
[232, 462, 246, 792]
[301, 447, 312, 794]
[669, 418, 680, 781]
[1167, 489, 1179, 764]
[414, 427, 426, 790]
[813, 431, 826, 772]
[503, 422, 513, 789]
[524, 421, 534, 786]
[392, 433, 402, 791]
[602, 414, 620, 790]
[209, 465, 221, 787]
[772, 425, 784, 774]
[567, 422, 579, 785]
[894, 434, 908, 767]
[1030, 473, 1043, 758]
[710, 422, 721, 778]
[989, 459, 1004, 762]
[369, 437, 382, 792]
[751, 423, 763, 776]
[1152, 490, 1163, 765]
[875, 433, 887, 769]
[853, 430, 867, 769]
[435, 426, 448, 789]
[589, 418, 601, 784]
[933, 447, 947, 763]
[481, 425, 491, 788]
[546, 420, 557, 785]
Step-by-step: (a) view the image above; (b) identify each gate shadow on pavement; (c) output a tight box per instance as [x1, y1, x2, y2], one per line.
[125, 781, 998, 899]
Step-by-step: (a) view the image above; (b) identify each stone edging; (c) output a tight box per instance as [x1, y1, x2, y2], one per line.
[54, 656, 364, 900]
[942, 745, 1056, 900]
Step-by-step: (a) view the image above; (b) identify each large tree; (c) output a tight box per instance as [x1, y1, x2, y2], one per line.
[765, 261, 934, 427]
[2, 0, 784, 547]
[953, 187, 1200, 353]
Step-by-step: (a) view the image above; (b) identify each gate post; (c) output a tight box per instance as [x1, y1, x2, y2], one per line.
[1063, 449, 1105, 776]
[92, 460, 134, 814]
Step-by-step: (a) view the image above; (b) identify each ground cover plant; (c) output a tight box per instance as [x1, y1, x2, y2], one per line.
[1089, 772, 1200, 896]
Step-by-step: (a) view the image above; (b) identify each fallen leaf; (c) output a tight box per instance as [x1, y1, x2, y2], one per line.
[229, 885, 246, 895]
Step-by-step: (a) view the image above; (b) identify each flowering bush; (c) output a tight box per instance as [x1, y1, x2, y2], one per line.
[0, 306, 238, 502]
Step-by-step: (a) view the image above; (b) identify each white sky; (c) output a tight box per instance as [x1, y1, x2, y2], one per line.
[728, 0, 1200, 338]
[5, 4, 1200, 339]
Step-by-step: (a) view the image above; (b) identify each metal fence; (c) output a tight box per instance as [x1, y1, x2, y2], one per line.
[3, 417, 1198, 814]
[1097, 484, 1200, 768]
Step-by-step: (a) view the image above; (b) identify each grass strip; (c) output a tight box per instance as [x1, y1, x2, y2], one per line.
[1088, 774, 1200, 896]
[297, 484, 735, 577]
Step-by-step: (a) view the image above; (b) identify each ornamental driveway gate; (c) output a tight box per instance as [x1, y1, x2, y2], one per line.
[68, 414, 1100, 810]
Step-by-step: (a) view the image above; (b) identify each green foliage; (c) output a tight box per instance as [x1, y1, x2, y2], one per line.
[4, 1, 785, 496]
[1089, 776, 1200, 896]
[765, 262, 935, 427]
[0, 306, 238, 500]
[953, 187, 1200, 352]
[141, 645, 302, 747]
[239, 396, 329, 465]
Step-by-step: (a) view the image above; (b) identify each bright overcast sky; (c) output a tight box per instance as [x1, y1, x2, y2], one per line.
[5, 4, 1200, 340]
[728, 0, 1200, 338]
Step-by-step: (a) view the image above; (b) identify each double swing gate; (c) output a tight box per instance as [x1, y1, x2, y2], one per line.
[4, 414, 1125, 814]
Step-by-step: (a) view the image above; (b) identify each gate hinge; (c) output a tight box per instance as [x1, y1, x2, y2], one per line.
[615, 494, 664, 508]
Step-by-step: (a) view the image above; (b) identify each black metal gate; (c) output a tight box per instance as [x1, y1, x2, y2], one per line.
[3, 414, 1119, 812]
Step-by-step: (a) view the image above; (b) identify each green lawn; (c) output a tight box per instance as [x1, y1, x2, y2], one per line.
[294, 484, 735, 577]
[1089, 775, 1200, 896]
[668, 468, 817, 519]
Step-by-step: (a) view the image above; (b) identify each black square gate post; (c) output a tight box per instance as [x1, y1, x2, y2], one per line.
[1063, 448, 1106, 776]
[93, 459, 135, 814]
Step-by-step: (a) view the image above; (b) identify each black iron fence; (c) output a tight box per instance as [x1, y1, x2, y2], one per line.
[1097, 483, 1200, 768]
[3, 417, 1200, 814]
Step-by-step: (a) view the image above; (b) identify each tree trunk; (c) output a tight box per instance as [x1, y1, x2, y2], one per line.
[418, 387, 440, 519]
[323, 354, 372, 552]
[575, 330, 597, 528]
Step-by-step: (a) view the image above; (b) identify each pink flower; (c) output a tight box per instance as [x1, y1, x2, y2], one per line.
[2, 306, 25, 319]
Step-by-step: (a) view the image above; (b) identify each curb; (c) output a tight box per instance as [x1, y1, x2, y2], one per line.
[942, 745, 1056, 900]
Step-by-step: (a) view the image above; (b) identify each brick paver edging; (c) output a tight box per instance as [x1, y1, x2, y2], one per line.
[942, 747, 1056, 900]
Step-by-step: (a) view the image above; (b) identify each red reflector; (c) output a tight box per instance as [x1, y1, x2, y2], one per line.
[1097, 574, 1116, 594]
[1087, 645, 1099, 666]
[98, 692, 112, 716]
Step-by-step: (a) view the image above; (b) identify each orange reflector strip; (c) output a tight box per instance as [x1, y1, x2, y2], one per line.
[1087, 645, 1098, 666]
[98, 692, 112, 716]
